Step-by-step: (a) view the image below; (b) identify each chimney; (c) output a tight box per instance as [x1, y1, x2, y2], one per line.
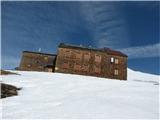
[38, 48, 41, 52]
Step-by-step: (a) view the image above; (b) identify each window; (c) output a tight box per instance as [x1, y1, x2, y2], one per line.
[38, 66, 43, 69]
[111, 57, 114, 63]
[94, 65, 101, 74]
[76, 52, 82, 60]
[114, 69, 119, 75]
[62, 62, 69, 69]
[47, 68, 52, 72]
[95, 54, 101, 62]
[115, 58, 119, 64]
[82, 64, 89, 72]
[64, 50, 71, 58]
[84, 53, 90, 61]
[74, 63, 81, 71]
[44, 57, 48, 60]
[55, 67, 59, 71]
[27, 64, 31, 67]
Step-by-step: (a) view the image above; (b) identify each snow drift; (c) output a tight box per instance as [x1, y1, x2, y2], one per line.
[1, 68, 159, 119]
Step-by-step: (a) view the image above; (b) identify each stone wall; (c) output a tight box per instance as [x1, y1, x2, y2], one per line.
[19, 51, 56, 72]
[55, 47, 127, 80]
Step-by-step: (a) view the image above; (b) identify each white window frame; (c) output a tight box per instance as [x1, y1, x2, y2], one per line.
[111, 57, 114, 63]
[115, 58, 119, 64]
[114, 69, 119, 75]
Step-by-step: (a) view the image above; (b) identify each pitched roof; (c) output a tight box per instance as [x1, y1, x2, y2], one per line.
[59, 43, 127, 57]
[23, 51, 57, 57]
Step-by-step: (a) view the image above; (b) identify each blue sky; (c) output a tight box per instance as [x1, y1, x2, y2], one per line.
[1, 1, 160, 75]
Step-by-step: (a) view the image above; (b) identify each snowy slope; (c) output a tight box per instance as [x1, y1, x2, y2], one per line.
[1, 68, 159, 119]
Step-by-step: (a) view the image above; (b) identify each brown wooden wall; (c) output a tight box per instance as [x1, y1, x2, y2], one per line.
[18, 52, 56, 72]
[55, 47, 127, 80]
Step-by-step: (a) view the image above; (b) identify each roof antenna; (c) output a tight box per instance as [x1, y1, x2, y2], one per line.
[38, 48, 41, 52]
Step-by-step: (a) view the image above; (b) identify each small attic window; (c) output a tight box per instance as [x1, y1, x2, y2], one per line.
[111, 57, 114, 63]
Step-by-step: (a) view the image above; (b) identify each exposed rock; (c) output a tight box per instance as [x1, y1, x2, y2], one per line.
[0, 70, 18, 75]
[1, 83, 22, 98]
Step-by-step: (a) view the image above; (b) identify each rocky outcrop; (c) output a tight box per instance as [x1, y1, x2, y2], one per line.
[0, 70, 18, 75]
[1, 83, 22, 98]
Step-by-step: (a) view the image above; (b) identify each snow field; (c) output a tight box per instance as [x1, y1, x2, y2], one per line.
[1, 69, 159, 119]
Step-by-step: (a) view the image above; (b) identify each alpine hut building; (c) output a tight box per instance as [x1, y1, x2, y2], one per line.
[18, 51, 57, 72]
[55, 43, 127, 80]
[18, 43, 128, 80]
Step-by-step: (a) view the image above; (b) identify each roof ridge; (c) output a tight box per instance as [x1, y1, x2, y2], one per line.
[23, 51, 57, 56]
[59, 43, 128, 57]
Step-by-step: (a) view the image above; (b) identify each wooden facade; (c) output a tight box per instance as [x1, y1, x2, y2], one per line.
[18, 51, 57, 72]
[55, 43, 128, 80]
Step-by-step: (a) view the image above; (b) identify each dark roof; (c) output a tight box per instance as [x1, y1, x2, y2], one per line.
[23, 51, 57, 57]
[59, 43, 127, 57]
